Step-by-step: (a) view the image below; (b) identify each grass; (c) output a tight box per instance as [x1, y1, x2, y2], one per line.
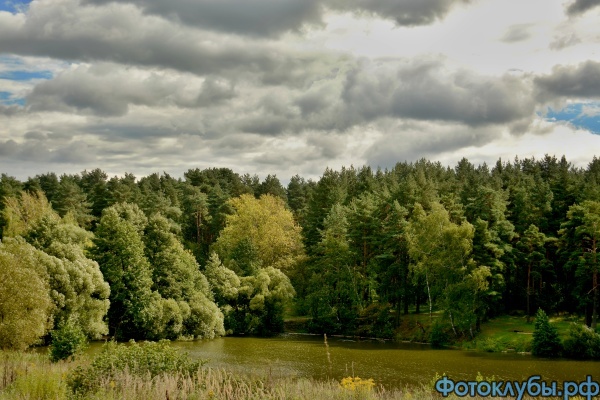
[0, 350, 456, 400]
[461, 313, 583, 353]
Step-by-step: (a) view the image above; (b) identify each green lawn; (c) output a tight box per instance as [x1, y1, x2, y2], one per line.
[464, 314, 583, 353]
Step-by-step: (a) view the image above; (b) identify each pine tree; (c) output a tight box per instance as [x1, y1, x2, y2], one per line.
[532, 308, 562, 357]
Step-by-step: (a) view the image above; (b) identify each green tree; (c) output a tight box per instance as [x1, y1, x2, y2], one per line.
[204, 252, 240, 306]
[91, 203, 157, 339]
[407, 202, 474, 321]
[532, 308, 562, 357]
[516, 224, 549, 322]
[49, 319, 88, 362]
[204, 251, 293, 336]
[144, 214, 224, 339]
[305, 203, 361, 334]
[561, 201, 600, 330]
[26, 214, 110, 338]
[256, 174, 286, 200]
[53, 176, 94, 228]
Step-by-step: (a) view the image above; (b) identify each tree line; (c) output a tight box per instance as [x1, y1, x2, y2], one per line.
[1, 154, 599, 350]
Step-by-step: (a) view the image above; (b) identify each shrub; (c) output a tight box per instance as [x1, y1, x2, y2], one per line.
[49, 320, 87, 362]
[67, 340, 204, 396]
[477, 338, 503, 353]
[531, 309, 562, 357]
[562, 323, 600, 359]
[429, 321, 449, 348]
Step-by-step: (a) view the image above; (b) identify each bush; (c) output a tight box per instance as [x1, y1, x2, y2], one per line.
[531, 309, 562, 357]
[429, 321, 449, 348]
[67, 340, 204, 396]
[49, 320, 87, 362]
[477, 338, 503, 353]
[562, 323, 600, 359]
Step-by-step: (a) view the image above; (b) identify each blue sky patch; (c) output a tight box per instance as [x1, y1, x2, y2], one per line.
[0, 70, 53, 81]
[0, 0, 31, 13]
[0, 91, 25, 106]
[545, 102, 600, 135]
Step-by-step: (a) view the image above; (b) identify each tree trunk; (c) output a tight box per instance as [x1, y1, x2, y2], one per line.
[526, 262, 532, 323]
[426, 270, 432, 321]
[592, 269, 598, 330]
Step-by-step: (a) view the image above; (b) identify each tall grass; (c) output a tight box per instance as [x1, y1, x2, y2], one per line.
[1, 351, 69, 400]
[0, 350, 449, 400]
[1, 350, 506, 400]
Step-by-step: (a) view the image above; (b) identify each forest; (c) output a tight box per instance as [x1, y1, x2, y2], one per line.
[1, 154, 600, 353]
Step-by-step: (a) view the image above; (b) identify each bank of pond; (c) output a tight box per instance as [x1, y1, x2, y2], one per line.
[1, 334, 596, 400]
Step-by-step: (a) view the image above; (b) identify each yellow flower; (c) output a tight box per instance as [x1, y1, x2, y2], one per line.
[340, 376, 375, 391]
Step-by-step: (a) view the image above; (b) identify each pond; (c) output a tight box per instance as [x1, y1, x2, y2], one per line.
[147, 334, 599, 389]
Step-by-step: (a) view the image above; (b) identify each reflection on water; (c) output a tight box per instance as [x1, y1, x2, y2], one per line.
[84, 334, 598, 389]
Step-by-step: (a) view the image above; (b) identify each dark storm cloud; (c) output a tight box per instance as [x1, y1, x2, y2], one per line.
[79, 0, 471, 37]
[565, 0, 600, 16]
[500, 24, 533, 43]
[26, 64, 236, 116]
[341, 58, 536, 128]
[535, 60, 600, 101]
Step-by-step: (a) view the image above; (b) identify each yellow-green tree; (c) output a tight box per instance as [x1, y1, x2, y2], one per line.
[1, 190, 54, 237]
[0, 239, 53, 350]
[214, 194, 304, 272]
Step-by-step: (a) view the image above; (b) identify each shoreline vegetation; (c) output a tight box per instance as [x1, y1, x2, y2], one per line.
[2, 342, 594, 400]
[0, 342, 489, 400]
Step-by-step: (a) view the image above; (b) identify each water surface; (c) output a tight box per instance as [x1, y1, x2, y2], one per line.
[164, 334, 598, 389]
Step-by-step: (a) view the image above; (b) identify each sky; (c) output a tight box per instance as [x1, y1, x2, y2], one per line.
[1, 0, 600, 182]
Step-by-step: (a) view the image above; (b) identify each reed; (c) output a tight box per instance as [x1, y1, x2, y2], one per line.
[0, 350, 492, 400]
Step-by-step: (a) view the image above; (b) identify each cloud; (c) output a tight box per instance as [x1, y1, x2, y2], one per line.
[364, 121, 500, 168]
[0, 104, 22, 116]
[26, 63, 236, 116]
[549, 32, 581, 50]
[327, 0, 472, 27]
[80, 0, 323, 38]
[0, 137, 95, 163]
[0, 0, 334, 84]
[500, 23, 534, 43]
[535, 60, 600, 101]
[565, 0, 600, 16]
[340, 58, 536, 128]
[79, 0, 471, 38]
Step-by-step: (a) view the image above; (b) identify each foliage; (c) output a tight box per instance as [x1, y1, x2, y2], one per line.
[429, 321, 449, 348]
[144, 214, 224, 339]
[1, 190, 54, 237]
[4, 157, 600, 357]
[531, 309, 562, 357]
[222, 266, 295, 336]
[215, 194, 304, 272]
[0, 240, 53, 350]
[91, 203, 156, 339]
[562, 323, 600, 359]
[49, 320, 88, 362]
[26, 214, 110, 339]
[67, 340, 204, 396]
